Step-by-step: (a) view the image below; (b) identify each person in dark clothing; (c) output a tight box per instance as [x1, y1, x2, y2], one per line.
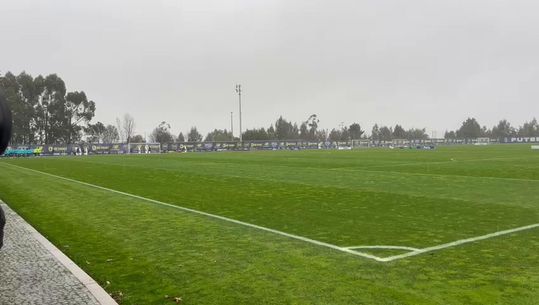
[0, 207, 5, 249]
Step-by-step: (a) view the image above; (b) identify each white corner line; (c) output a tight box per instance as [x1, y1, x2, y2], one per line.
[0, 203, 118, 305]
[380, 223, 539, 262]
[345, 245, 420, 251]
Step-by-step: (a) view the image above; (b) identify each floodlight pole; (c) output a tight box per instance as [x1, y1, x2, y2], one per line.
[236, 84, 243, 143]
[230, 112, 234, 141]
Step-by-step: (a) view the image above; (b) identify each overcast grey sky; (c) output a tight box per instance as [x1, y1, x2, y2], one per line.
[2, 0, 538, 138]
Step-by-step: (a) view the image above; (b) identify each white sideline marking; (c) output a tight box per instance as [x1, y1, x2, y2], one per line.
[1, 163, 386, 262]
[345, 245, 420, 251]
[3, 162, 539, 263]
[379, 223, 539, 262]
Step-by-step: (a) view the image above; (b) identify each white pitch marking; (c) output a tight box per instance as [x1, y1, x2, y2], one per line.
[3, 162, 539, 263]
[345, 245, 420, 251]
[379, 223, 539, 262]
[329, 167, 539, 183]
[358, 156, 535, 170]
[1, 163, 387, 262]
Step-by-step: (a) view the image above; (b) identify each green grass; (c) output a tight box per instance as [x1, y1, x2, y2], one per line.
[1, 144, 538, 304]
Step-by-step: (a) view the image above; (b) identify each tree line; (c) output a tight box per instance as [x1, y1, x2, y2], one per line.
[158, 116, 539, 145]
[239, 115, 366, 142]
[0, 71, 95, 144]
[129, 115, 368, 145]
[370, 124, 429, 141]
[444, 117, 539, 141]
[108, 115, 368, 145]
[2, 71, 538, 145]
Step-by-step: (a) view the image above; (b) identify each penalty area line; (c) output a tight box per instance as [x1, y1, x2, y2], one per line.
[2, 163, 387, 262]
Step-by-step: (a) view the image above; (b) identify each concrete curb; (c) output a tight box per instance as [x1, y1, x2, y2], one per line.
[1, 203, 118, 305]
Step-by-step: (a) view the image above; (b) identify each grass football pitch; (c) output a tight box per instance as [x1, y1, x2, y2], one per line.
[1, 144, 538, 304]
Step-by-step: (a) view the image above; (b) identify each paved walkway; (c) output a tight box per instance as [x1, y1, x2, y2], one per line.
[0, 203, 116, 305]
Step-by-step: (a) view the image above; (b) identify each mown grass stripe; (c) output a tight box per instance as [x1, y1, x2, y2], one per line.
[1, 162, 387, 262]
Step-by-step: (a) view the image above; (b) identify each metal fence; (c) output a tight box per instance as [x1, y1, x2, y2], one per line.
[5, 136, 539, 156]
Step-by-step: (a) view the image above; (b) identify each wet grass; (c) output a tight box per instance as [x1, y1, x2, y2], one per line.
[0, 144, 538, 304]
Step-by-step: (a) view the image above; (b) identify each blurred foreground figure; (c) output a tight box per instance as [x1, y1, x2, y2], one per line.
[0, 94, 12, 249]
